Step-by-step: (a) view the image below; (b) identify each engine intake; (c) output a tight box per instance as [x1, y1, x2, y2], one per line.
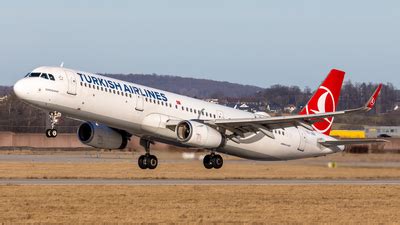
[176, 120, 224, 149]
[77, 122, 128, 149]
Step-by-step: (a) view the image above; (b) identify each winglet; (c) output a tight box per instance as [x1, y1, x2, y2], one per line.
[365, 84, 382, 111]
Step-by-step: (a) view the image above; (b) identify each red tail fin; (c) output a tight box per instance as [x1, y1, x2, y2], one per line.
[365, 84, 382, 111]
[299, 69, 345, 135]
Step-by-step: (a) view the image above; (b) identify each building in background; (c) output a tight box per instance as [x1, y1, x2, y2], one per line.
[365, 126, 400, 138]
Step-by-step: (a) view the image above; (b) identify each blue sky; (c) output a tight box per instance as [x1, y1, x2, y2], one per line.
[1, 0, 399, 88]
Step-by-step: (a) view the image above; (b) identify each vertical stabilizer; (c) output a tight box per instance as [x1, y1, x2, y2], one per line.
[299, 69, 345, 135]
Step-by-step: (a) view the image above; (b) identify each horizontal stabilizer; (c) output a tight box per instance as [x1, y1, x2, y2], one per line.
[318, 138, 388, 147]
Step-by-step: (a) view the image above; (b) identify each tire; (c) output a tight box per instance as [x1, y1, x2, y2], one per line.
[213, 154, 223, 169]
[203, 155, 213, 169]
[50, 129, 58, 138]
[45, 129, 51, 138]
[138, 155, 147, 169]
[147, 155, 158, 170]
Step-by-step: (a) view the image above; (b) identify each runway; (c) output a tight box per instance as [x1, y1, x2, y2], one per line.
[0, 178, 399, 185]
[2, 153, 400, 168]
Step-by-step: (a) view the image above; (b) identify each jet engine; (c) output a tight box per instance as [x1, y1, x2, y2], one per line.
[77, 122, 128, 149]
[176, 120, 225, 148]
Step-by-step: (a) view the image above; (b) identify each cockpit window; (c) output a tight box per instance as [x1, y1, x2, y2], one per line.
[40, 73, 49, 80]
[29, 73, 41, 77]
[48, 74, 55, 81]
[25, 72, 56, 81]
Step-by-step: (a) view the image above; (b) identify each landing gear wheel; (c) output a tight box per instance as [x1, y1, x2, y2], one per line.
[50, 129, 58, 138]
[212, 154, 223, 169]
[46, 129, 52, 138]
[203, 154, 224, 169]
[45, 129, 58, 138]
[138, 155, 147, 169]
[147, 155, 158, 170]
[138, 154, 158, 170]
[203, 155, 213, 169]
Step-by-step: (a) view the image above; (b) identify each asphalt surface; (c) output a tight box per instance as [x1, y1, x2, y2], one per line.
[0, 178, 399, 185]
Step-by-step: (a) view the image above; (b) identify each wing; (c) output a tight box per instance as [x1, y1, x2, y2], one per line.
[204, 84, 382, 137]
[318, 138, 388, 147]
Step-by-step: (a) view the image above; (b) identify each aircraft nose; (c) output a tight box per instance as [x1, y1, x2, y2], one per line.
[13, 79, 27, 99]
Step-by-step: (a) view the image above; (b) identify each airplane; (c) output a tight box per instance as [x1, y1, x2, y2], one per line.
[13, 67, 386, 170]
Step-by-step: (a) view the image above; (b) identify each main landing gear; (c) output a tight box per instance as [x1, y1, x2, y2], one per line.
[203, 153, 223, 169]
[138, 138, 158, 170]
[45, 111, 61, 138]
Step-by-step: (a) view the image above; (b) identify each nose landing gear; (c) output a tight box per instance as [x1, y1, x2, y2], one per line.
[137, 138, 158, 170]
[45, 111, 61, 138]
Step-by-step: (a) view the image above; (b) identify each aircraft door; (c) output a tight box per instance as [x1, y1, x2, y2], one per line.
[135, 95, 144, 111]
[298, 128, 307, 151]
[65, 70, 77, 95]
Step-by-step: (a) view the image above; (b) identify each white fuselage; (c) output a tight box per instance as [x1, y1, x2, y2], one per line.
[14, 66, 343, 160]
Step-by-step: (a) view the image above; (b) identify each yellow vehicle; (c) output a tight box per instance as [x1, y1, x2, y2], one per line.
[330, 130, 365, 139]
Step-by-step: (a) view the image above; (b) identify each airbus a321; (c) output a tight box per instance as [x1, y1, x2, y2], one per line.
[14, 67, 385, 169]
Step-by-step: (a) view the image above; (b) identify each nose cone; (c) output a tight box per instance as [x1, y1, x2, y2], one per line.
[13, 79, 27, 99]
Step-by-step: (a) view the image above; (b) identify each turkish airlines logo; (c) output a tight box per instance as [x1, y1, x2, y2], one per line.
[305, 86, 335, 134]
[369, 98, 376, 107]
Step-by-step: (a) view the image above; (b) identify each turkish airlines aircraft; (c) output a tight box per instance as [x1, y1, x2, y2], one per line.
[14, 67, 385, 169]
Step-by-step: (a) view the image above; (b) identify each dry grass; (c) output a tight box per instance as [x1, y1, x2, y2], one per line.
[0, 161, 399, 180]
[0, 185, 399, 223]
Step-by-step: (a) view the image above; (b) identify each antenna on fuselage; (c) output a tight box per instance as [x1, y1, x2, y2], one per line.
[60, 62, 64, 68]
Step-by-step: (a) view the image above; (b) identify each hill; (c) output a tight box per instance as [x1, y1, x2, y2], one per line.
[104, 74, 263, 98]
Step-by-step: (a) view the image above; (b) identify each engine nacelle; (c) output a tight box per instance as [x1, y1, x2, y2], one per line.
[77, 122, 128, 149]
[176, 120, 224, 149]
